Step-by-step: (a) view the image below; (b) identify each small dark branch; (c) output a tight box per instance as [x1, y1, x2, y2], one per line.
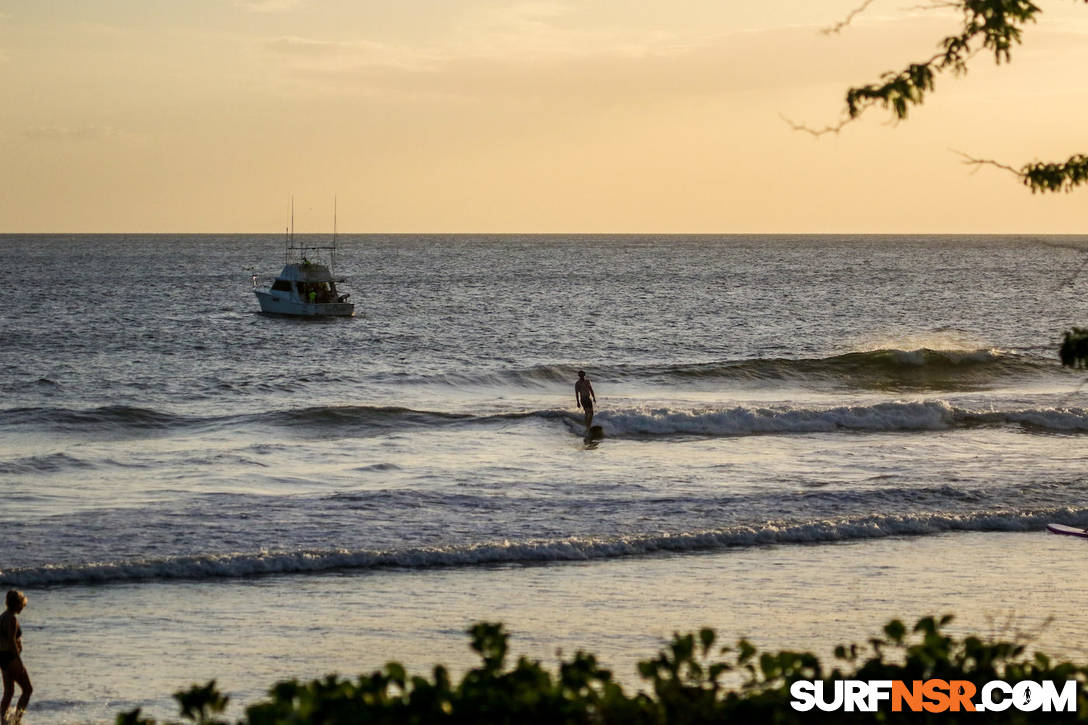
[905, 1, 962, 10]
[956, 151, 1022, 177]
[779, 114, 855, 137]
[822, 0, 879, 34]
[961, 151, 1088, 193]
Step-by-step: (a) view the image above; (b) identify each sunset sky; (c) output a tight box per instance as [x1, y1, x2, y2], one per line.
[3, 0, 1087, 233]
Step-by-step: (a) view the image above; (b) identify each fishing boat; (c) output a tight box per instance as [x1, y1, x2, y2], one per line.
[253, 199, 355, 317]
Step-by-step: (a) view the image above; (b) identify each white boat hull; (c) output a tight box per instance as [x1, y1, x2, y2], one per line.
[254, 290, 355, 317]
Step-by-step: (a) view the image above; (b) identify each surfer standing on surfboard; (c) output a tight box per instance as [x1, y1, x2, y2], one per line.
[575, 370, 596, 430]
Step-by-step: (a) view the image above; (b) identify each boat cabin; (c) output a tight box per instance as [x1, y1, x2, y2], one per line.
[254, 258, 354, 316]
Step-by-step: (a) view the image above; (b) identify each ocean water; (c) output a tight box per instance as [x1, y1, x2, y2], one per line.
[2, 234, 1088, 722]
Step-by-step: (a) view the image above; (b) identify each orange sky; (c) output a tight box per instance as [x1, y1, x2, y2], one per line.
[2, 1, 1087, 232]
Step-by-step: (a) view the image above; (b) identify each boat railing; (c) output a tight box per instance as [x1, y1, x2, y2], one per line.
[284, 241, 339, 271]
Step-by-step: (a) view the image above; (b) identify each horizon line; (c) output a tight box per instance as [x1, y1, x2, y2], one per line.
[2, 231, 1086, 237]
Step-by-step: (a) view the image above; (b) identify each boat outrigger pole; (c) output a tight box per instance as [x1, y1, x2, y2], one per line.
[285, 194, 296, 266]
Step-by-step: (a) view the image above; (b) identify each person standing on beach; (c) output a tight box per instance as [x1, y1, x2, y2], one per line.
[574, 370, 596, 429]
[0, 590, 31, 725]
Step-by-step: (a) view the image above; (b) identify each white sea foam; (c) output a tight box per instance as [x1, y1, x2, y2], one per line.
[609, 400, 956, 435]
[588, 401, 1088, 437]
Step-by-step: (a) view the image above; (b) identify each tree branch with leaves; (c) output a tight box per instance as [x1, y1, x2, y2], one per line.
[810, 0, 1088, 193]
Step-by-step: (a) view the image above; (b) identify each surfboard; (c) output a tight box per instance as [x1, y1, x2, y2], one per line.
[1046, 523, 1088, 538]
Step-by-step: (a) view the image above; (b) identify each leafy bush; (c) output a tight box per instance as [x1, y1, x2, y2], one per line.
[1060, 328, 1088, 368]
[118, 615, 1088, 724]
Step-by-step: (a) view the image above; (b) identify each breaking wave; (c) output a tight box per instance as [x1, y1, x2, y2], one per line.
[593, 401, 1088, 437]
[5, 399, 1088, 440]
[3, 507, 1082, 588]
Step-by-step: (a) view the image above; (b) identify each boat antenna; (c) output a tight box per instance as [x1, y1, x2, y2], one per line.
[333, 195, 338, 270]
[284, 194, 291, 265]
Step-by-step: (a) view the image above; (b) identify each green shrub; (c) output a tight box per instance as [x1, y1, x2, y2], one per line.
[119, 615, 1088, 724]
[1060, 327, 1088, 368]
